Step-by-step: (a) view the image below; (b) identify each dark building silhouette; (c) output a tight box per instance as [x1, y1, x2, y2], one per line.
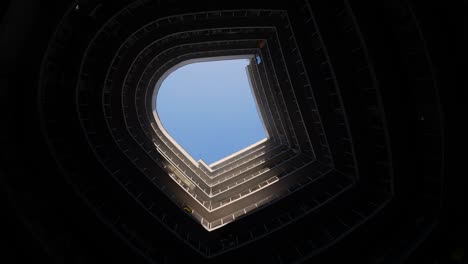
[1, 0, 465, 263]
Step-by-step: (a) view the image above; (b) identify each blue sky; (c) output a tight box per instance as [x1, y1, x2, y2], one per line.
[156, 59, 267, 164]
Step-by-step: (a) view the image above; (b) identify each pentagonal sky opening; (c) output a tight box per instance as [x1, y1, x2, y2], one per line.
[155, 58, 267, 165]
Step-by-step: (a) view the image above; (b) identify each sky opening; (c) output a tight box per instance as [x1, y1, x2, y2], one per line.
[156, 59, 267, 164]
